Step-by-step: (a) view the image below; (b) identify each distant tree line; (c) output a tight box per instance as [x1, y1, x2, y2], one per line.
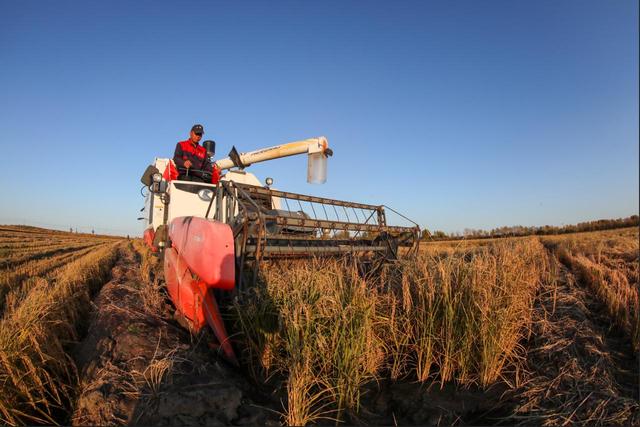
[422, 215, 639, 241]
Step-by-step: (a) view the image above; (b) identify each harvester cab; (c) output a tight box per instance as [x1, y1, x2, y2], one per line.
[139, 136, 419, 364]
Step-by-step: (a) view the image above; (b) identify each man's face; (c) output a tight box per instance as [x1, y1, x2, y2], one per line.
[190, 131, 203, 143]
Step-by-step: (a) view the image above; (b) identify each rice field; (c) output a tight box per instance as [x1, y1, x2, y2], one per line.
[542, 228, 639, 352]
[0, 226, 121, 315]
[233, 227, 639, 425]
[0, 226, 123, 425]
[0, 224, 637, 426]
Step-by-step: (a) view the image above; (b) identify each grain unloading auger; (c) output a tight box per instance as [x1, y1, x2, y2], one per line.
[139, 136, 419, 364]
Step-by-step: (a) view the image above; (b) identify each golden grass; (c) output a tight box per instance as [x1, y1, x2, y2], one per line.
[0, 241, 120, 425]
[0, 224, 634, 425]
[142, 342, 177, 397]
[234, 237, 551, 424]
[398, 237, 549, 386]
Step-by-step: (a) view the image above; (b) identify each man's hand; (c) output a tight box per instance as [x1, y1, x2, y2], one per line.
[184, 160, 192, 168]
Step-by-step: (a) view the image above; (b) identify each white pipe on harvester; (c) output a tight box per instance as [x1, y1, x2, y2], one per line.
[214, 136, 330, 171]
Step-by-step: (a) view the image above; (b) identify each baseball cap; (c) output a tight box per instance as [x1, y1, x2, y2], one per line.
[191, 124, 204, 135]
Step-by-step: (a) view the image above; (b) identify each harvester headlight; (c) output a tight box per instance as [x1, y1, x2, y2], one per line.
[265, 177, 274, 186]
[152, 173, 162, 183]
[198, 188, 214, 201]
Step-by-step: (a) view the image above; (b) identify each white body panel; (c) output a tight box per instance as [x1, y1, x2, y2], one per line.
[142, 158, 280, 234]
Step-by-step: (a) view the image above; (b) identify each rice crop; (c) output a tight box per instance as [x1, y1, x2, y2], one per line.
[233, 237, 551, 423]
[0, 224, 636, 426]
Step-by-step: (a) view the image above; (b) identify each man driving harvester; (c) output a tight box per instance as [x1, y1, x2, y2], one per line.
[171, 124, 220, 183]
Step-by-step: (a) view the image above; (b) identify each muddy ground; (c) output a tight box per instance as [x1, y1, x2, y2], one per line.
[69, 244, 638, 426]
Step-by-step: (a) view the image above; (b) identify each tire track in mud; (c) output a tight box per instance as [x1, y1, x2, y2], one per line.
[511, 247, 639, 425]
[71, 244, 279, 426]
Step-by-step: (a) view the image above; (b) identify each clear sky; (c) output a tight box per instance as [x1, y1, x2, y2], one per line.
[0, 1, 637, 236]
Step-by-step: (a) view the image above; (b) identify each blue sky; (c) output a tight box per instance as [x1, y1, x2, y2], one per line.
[0, 1, 637, 236]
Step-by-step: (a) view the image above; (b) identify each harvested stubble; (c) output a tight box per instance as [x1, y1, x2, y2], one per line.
[543, 228, 640, 352]
[233, 237, 550, 424]
[0, 241, 120, 426]
[0, 241, 102, 268]
[0, 238, 101, 249]
[0, 243, 112, 315]
[132, 240, 165, 314]
[0, 226, 109, 239]
[512, 253, 639, 426]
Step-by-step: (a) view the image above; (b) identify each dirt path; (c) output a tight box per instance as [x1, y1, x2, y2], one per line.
[71, 243, 279, 426]
[510, 252, 639, 425]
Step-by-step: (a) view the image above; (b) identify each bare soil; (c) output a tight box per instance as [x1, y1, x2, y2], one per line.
[71, 245, 279, 426]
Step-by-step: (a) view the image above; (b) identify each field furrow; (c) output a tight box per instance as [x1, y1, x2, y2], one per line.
[0, 242, 103, 268]
[0, 241, 121, 425]
[542, 228, 640, 352]
[0, 243, 113, 314]
[512, 254, 639, 425]
[0, 235, 114, 246]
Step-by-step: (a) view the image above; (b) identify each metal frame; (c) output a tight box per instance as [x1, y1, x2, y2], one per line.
[204, 181, 419, 290]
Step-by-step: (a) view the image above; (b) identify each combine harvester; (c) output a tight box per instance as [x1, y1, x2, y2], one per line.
[139, 136, 419, 364]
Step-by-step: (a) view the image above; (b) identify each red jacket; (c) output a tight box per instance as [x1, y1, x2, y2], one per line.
[167, 139, 220, 184]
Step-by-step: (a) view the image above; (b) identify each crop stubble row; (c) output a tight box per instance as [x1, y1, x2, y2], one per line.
[0, 227, 122, 317]
[0, 238, 122, 425]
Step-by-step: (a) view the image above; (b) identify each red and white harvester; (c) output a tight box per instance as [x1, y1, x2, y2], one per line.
[140, 136, 418, 364]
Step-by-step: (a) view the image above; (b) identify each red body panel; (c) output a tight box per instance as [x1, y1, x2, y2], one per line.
[164, 247, 207, 330]
[164, 246, 237, 364]
[168, 217, 235, 289]
[143, 228, 157, 252]
[164, 216, 237, 364]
